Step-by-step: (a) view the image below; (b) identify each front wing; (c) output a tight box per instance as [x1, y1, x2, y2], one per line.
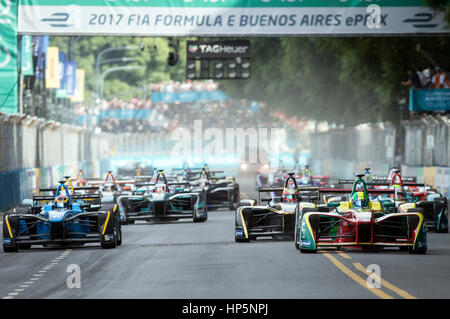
[296, 211, 427, 253]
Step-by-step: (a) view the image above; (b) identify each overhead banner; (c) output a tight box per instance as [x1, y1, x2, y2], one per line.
[18, 0, 450, 36]
[0, 0, 18, 114]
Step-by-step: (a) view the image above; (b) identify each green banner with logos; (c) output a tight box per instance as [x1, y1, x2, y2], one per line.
[0, 0, 18, 114]
[18, 0, 448, 36]
[19, 0, 426, 8]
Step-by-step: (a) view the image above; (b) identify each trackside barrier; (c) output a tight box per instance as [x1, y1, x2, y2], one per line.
[310, 122, 396, 168]
[0, 112, 119, 211]
[310, 120, 449, 198]
[403, 114, 450, 167]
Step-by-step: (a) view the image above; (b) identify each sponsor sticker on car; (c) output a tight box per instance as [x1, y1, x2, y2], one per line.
[302, 241, 311, 247]
[236, 230, 244, 237]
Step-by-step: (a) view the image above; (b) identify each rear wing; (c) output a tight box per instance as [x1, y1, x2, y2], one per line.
[33, 193, 101, 202]
[40, 186, 100, 193]
[135, 182, 191, 188]
[338, 180, 425, 187]
[373, 176, 417, 182]
[257, 187, 320, 204]
[88, 180, 135, 186]
[319, 188, 399, 195]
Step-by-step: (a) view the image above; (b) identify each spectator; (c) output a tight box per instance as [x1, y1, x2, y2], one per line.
[431, 66, 447, 89]
[402, 68, 422, 89]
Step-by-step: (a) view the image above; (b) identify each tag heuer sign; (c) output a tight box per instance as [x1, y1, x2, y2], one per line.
[186, 40, 251, 80]
[187, 40, 250, 58]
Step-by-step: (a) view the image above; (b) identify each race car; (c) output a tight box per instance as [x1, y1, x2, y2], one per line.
[3, 181, 122, 252]
[338, 169, 448, 233]
[188, 167, 240, 211]
[235, 172, 319, 242]
[256, 160, 289, 188]
[116, 160, 153, 178]
[116, 170, 207, 224]
[295, 174, 427, 254]
[261, 163, 330, 188]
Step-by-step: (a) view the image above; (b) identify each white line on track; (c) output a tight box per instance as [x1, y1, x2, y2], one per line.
[2, 249, 72, 299]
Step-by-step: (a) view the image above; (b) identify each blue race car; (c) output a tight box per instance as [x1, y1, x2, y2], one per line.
[3, 181, 122, 252]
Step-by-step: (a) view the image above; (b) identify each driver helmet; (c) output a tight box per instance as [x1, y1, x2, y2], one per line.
[55, 195, 68, 208]
[351, 191, 369, 209]
[153, 184, 168, 193]
[363, 168, 373, 183]
[283, 187, 299, 203]
[302, 166, 312, 177]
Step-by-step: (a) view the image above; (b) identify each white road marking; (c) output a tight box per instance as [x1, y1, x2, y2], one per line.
[2, 249, 72, 299]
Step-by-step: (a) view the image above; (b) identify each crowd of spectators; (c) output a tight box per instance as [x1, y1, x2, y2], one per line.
[76, 80, 289, 134]
[402, 66, 450, 89]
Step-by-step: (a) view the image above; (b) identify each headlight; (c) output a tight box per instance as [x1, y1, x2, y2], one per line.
[240, 163, 248, 170]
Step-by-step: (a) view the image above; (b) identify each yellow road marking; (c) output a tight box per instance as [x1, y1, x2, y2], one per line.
[353, 263, 416, 299]
[320, 252, 394, 299]
[337, 251, 352, 259]
[240, 192, 249, 199]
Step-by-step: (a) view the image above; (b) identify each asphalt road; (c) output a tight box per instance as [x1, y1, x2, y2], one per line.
[1, 173, 450, 299]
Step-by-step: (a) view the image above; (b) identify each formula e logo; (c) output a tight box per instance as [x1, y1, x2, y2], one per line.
[403, 13, 438, 29]
[41, 12, 73, 28]
[0, 0, 11, 24]
[0, 41, 11, 69]
[301, 241, 311, 247]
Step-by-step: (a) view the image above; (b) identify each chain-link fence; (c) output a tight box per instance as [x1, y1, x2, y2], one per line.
[403, 114, 450, 167]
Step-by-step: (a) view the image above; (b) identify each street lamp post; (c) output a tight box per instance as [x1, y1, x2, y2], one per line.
[94, 45, 141, 96]
[99, 65, 144, 100]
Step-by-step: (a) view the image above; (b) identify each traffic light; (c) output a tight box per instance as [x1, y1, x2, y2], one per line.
[168, 38, 179, 66]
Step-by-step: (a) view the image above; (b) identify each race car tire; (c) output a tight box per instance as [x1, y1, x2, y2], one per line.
[300, 248, 317, 253]
[409, 247, 426, 254]
[100, 213, 117, 249]
[116, 219, 122, 246]
[3, 211, 21, 252]
[3, 245, 19, 253]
